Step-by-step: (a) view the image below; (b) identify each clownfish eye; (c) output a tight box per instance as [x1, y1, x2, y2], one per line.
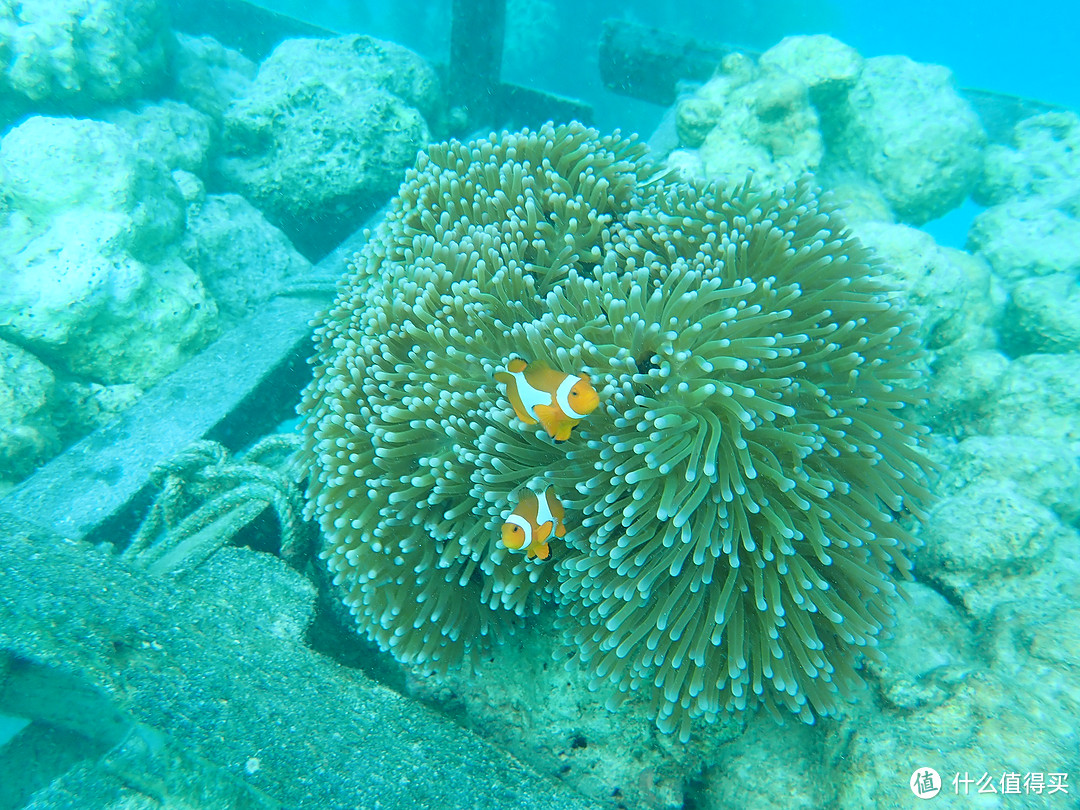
[568, 379, 599, 413]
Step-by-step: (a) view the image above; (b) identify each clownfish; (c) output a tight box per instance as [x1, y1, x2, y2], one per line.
[500, 487, 566, 561]
[494, 358, 600, 441]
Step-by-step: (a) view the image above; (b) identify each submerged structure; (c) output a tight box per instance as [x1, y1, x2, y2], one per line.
[300, 121, 932, 738]
[2, 0, 1078, 802]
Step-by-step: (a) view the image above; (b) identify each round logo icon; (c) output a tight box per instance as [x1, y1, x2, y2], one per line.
[910, 768, 942, 799]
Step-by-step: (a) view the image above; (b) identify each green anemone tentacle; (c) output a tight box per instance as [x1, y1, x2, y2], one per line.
[300, 122, 932, 738]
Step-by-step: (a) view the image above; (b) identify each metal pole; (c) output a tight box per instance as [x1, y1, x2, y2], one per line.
[448, 0, 507, 129]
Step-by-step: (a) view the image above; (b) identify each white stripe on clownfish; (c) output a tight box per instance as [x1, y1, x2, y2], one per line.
[533, 486, 558, 527]
[554, 373, 589, 418]
[499, 486, 566, 560]
[494, 358, 600, 441]
[503, 367, 552, 423]
[504, 513, 532, 543]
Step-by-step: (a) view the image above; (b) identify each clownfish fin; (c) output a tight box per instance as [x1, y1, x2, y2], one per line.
[552, 422, 575, 441]
[554, 519, 566, 538]
[533, 402, 569, 439]
[507, 358, 528, 373]
[523, 362, 568, 393]
[531, 542, 551, 560]
[535, 519, 553, 543]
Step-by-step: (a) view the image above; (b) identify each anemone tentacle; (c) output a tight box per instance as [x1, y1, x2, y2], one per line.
[300, 122, 931, 737]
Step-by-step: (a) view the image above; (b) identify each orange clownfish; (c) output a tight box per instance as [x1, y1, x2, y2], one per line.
[494, 358, 600, 441]
[500, 487, 566, 561]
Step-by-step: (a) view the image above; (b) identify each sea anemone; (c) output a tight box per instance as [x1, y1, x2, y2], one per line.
[299, 122, 931, 738]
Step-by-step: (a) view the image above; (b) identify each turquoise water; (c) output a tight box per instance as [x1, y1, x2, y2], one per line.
[255, 0, 1078, 251]
[0, 1, 1077, 808]
[253, 1, 1080, 122]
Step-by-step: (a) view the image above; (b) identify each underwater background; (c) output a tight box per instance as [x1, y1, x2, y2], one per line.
[0, 0, 1078, 808]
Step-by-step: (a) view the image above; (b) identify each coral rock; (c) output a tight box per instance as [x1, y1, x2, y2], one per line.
[976, 111, 1080, 206]
[922, 482, 1056, 585]
[923, 349, 1010, 437]
[758, 34, 863, 114]
[169, 32, 257, 123]
[829, 55, 985, 225]
[673, 53, 823, 190]
[104, 100, 215, 175]
[0, 116, 218, 386]
[853, 222, 996, 351]
[216, 34, 441, 256]
[1003, 271, 1080, 355]
[0, 0, 171, 107]
[940, 435, 1080, 525]
[978, 354, 1080, 442]
[0, 339, 60, 482]
[1, 213, 217, 386]
[967, 186, 1080, 283]
[180, 193, 314, 323]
